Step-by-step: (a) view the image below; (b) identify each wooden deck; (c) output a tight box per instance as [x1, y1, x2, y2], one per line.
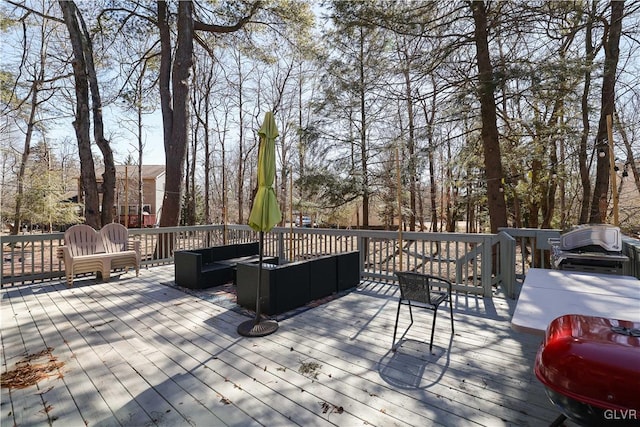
[1, 265, 573, 426]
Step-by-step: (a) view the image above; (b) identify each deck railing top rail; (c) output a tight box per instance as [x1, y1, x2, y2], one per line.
[3, 225, 638, 293]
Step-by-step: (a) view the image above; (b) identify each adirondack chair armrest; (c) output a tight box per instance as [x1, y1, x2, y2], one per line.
[57, 246, 71, 262]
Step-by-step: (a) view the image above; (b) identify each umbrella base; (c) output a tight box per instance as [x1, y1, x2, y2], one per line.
[237, 319, 279, 337]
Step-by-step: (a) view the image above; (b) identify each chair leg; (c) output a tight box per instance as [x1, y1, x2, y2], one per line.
[449, 299, 454, 333]
[392, 299, 402, 349]
[406, 302, 415, 337]
[392, 301, 415, 350]
[429, 307, 438, 352]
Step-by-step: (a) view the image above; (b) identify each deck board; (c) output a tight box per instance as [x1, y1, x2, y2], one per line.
[1, 265, 577, 426]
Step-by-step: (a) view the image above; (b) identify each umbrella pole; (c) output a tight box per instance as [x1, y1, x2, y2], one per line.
[237, 231, 278, 337]
[254, 231, 264, 321]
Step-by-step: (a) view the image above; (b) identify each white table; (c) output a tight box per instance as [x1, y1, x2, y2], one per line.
[511, 268, 640, 336]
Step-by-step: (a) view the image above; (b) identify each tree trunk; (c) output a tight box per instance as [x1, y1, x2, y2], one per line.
[137, 80, 144, 228]
[203, 77, 212, 224]
[589, 1, 624, 223]
[158, 1, 193, 229]
[446, 139, 457, 232]
[402, 64, 416, 232]
[421, 86, 439, 233]
[11, 58, 43, 235]
[358, 27, 369, 229]
[73, 9, 115, 227]
[616, 113, 640, 195]
[428, 146, 437, 232]
[59, 0, 100, 228]
[578, 8, 595, 224]
[510, 165, 522, 228]
[471, 1, 507, 233]
[155, 1, 193, 257]
[237, 58, 245, 224]
[184, 110, 194, 225]
[154, 0, 264, 232]
[541, 101, 561, 229]
[530, 152, 541, 229]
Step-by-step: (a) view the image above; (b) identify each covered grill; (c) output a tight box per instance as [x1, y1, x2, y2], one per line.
[550, 225, 628, 275]
[535, 314, 640, 426]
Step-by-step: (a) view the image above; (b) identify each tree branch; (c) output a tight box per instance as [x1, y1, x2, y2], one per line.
[193, 1, 261, 33]
[6, 0, 64, 23]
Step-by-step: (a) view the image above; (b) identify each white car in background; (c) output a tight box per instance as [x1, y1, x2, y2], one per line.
[296, 216, 314, 227]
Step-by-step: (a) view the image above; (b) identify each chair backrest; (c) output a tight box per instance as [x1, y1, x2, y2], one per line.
[100, 223, 130, 253]
[396, 271, 433, 303]
[64, 224, 99, 257]
[396, 272, 452, 303]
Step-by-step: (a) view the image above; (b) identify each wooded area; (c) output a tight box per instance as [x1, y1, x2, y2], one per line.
[1, 1, 639, 236]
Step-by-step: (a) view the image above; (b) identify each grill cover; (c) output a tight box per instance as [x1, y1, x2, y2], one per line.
[559, 225, 622, 252]
[550, 225, 628, 273]
[535, 315, 640, 423]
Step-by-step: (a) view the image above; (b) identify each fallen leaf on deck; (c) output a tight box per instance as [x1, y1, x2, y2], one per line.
[319, 401, 344, 415]
[1, 348, 65, 389]
[298, 361, 322, 380]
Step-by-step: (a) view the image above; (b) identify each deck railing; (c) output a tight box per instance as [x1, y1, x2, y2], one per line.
[622, 236, 640, 277]
[498, 227, 562, 274]
[3, 225, 638, 296]
[499, 227, 640, 279]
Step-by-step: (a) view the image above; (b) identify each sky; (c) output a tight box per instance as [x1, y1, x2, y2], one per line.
[105, 106, 167, 166]
[51, 104, 167, 166]
[0, 3, 168, 167]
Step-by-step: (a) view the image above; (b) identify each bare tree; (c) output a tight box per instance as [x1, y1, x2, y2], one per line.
[578, 2, 598, 223]
[470, 1, 507, 233]
[10, 10, 50, 234]
[59, 0, 115, 228]
[3, 2, 67, 234]
[156, 0, 260, 230]
[589, 1, 625, 223]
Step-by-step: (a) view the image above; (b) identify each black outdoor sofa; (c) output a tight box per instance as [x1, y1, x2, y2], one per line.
[236, 251, 360, 315]
[174, 242, 276, 289]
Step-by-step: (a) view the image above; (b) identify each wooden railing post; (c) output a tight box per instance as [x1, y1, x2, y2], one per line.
[482, 236, 493, 297]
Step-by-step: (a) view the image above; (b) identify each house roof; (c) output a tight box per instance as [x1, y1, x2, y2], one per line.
[114, 165, 165, 179]
[89, 165, 166, 180]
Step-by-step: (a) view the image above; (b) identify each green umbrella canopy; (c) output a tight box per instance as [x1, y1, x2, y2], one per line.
[248, 112, 282, 232]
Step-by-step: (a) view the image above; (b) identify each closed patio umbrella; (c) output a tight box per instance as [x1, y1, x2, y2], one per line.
[238, 111, 282, 337]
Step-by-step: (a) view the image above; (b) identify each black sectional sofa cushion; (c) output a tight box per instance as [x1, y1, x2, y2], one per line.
[336, 251, 360, 291]
[208, 245, 238, 263]
[236, 260, 311, 315]
[174, 242, 261, 289]
[308, 255, 337, 301]
[236, 251, 360, 315]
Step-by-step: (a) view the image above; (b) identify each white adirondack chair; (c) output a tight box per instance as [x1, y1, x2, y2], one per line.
[57, 224, 106, 286]
[100, 223, 140, 276]
[57, 223, 141, 286]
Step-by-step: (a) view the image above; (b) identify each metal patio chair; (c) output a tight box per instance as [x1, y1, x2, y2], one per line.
[393, 271, 455, 352]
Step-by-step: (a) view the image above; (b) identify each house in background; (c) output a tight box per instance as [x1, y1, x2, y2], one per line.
[77, 165, 165, 227]
[616, 160, 640, 235]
